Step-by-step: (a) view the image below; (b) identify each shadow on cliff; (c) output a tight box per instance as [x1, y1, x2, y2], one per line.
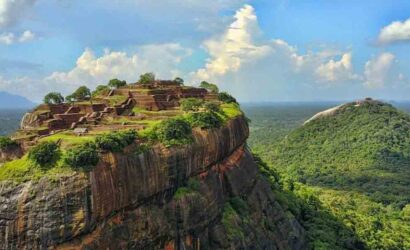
[253, 154, 367, 250]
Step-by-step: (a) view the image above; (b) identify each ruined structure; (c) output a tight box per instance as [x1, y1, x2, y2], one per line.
[17, 80, 215, 141]
[0, 79, 307, 249]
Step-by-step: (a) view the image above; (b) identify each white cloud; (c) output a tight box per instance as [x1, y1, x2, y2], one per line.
[0, 43, 192, 101]
[378, 18, 410, 45]
[315, 53, 359, 83]
[0, 30, 35, 44]
[18, 30, 35, 42]
[0, 0, 37, 28]
[0, 32, 14, 44]
[191, 5, 360, 101]
[39, 43, 190, 98]
[364, 52, 395, 89]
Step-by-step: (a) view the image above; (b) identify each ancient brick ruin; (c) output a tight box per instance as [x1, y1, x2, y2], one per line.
[17, 80, 216, 141]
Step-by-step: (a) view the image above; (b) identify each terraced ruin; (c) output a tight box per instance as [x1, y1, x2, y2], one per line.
[0, 77, 306, 249]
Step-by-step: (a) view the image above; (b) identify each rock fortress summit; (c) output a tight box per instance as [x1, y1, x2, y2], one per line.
[0, 75, 306, 249]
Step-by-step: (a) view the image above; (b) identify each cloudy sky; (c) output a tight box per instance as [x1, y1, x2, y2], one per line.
[0, 0, 410, 102]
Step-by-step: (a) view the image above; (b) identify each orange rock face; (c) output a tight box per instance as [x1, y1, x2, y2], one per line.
[0, 116, 306, 249]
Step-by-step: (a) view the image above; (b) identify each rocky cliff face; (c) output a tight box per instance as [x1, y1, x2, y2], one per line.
[0, 116, 306, 249]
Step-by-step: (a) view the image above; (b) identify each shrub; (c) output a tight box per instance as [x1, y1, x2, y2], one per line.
[156, 118, 192, 146]
[218, 92, 237, 104]
[28, 141, 60, 168]
[95, 130, 137, 152]
[203, 102, 221, 113]
[0, 136, 18, 150]
[64, 142, 100, 171]
[187, 111, 222, 129]
[180, 98, 204, 112]
[44, 92, 64, 104]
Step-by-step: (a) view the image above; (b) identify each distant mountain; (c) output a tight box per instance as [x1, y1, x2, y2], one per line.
[0, 91, 35, 109]
[271, 99, 410, 249]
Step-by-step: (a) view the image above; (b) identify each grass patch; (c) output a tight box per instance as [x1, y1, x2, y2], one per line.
[0, 154, 74, 183]
[40, 133, 94, 149]
[107, 95, 128, 106]
[221, 103, 243, 119]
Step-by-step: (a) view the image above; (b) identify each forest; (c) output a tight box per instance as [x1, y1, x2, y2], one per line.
[244, 102, 410, 249]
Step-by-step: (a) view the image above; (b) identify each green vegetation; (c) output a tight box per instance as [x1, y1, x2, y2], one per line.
[43, 92, 64, 105]
[246, 101, 410, 249]
[154, 117, 192, 147]
[221, 103, 242, 119]
[222, 202, 245, 241]
[174, 77, 184, 86]
[95, 130, 137, 152]
[187, 111, 222, 129]
[0, 136, 18, 150]
[218, 92, 237, 104]
[66, 86, 91, 102]
[39, 133, 94, 149]
[180, 97, 204, 112]
[203, 102, 221, 113]
[107, 95, 128, 106]
[28, 141, 61, 169]
[173, 179, 201, 199]
[200, 81, 219, 93]
[64, 142, 99, 170]
[92, 85, 110, 97]
[138, 72, 155, 84]
[108, 78, 127, 89]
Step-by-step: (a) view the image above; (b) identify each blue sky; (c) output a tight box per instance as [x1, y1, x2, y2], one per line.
[0, 0, 410, 102]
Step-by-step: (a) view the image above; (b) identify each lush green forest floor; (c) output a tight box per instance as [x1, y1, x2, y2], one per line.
[244, 102, 410, 250]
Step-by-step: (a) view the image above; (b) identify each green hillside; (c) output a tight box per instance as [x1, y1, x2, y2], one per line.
[271, 99, 410, 249]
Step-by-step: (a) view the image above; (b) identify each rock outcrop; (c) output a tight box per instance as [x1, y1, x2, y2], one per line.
[0, 116, 306, 249]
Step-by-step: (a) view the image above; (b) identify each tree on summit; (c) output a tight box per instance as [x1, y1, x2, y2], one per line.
[70, 86, 91, 102]
[174, 77, 184, 86]
[108, 79, 127, 89]
[200, 81, 219, 94]
[138, 72, 155, 84]
[44, 92, 64, 105]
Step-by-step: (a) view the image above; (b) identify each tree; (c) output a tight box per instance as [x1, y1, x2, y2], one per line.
[174, 77, 184, 86]
[108, 79, 127, 89]
[92, 85, 110, 97]
[156, 118, 192, 146]
[138, 72, 155, 84]
[64, 142, 100, 171]
[200, 81, 219, 94]
[71, 86, 91, 101]
[28, 141, 60, 168]
[180, 98, 204, 112]
[44, 92, 64, 105]
[218, 92, 237, 104]
[65, 95, 74, 103]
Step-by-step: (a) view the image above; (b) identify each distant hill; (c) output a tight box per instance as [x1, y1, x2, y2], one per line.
[271, 99, 410, 249]
[0, 91, 35, 109]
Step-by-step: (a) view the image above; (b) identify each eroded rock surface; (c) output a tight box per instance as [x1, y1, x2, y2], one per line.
[0, 116, 306, 249]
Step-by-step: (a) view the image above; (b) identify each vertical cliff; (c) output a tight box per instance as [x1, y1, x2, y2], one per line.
[0, 116, 306, 249]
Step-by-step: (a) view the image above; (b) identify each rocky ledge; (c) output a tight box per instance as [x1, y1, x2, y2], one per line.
[0, 116, 306, 249]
